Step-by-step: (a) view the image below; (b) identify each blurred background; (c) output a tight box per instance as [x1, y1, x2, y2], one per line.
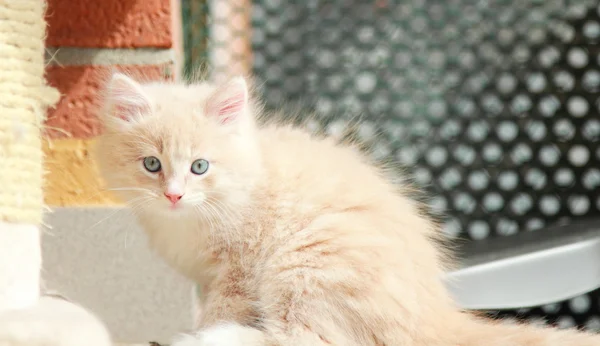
[40, 0, 600, 343]
[182, 0, 600, 331]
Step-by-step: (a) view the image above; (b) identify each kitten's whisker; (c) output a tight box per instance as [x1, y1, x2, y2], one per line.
[211, 197, 242, 220]
[192, 207, 212, 250]
[125, 197, 156, 250]
[84, 207, 128, 233]
[81, 195, 152, 255]
[129, 197, 155, 215]
[201, 200, 229, 225]
[108, 187, 159, 196]
[203, 199, 239, 248]
[206, 198, 242, 237]
[194, 204, 220, 247]
[185, 198, 207, 205]
[204, 203, 232, 248]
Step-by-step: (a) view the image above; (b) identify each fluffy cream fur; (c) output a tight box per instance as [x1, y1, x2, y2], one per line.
[94, 73, 600, 345]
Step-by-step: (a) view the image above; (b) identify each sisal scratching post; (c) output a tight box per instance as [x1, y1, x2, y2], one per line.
[0, 2, 110, 345]
[0, 0, 59, 311]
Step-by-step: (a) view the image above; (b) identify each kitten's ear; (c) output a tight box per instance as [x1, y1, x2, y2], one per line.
[105, 73, 152, 123]
[205, 77, 248, 124]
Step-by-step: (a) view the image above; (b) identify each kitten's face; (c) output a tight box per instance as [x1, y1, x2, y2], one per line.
[95, 74, 261, 218]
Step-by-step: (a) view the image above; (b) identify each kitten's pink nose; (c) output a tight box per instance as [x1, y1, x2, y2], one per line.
[164, 192, 183, 204]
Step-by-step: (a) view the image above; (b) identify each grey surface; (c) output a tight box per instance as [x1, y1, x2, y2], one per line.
[41, 207, 600, 340]
[45, 47, 176, 66]
[42, 207, 192, 343]
[455, 219, 600, 268]
[446, 220, 600, 310]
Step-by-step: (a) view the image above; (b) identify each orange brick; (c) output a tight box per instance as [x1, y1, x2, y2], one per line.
[45, 64, 173, 139]
[45, 0, 173, 48]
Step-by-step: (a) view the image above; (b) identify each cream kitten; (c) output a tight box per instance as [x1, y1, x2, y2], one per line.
[94, 73, 600, 346]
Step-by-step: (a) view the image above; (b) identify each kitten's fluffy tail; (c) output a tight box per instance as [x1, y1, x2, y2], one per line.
[456, 315, 600, 346]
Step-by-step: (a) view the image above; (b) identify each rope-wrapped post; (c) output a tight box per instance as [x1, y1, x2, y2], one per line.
[0, 1, 59, 311]
[0, 3, 110, 344]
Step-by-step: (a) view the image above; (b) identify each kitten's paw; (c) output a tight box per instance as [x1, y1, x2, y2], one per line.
[0, 296, 111, 346]
[172, 323, 265, 346]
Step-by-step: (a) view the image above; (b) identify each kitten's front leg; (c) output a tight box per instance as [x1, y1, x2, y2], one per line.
[172, 268, 266, 346]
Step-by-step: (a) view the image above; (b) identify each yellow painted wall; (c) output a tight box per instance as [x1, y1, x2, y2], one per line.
[43, 139, 122, 206]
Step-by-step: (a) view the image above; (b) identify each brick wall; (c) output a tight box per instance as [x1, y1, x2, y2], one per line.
[43, 0, 182, 206]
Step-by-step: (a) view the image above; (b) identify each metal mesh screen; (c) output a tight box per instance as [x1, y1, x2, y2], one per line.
[182, 0, 600, 331]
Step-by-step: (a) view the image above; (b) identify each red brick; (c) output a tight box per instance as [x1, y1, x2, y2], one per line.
[45, 0, 173, 48]
[44, 64, 174, 139]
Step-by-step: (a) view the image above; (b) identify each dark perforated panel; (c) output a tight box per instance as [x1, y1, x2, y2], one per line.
[183, 0, 600, 330]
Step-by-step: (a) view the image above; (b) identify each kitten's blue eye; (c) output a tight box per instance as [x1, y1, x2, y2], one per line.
[191, 159, 209, 175]
[143, 156, 161, 173]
